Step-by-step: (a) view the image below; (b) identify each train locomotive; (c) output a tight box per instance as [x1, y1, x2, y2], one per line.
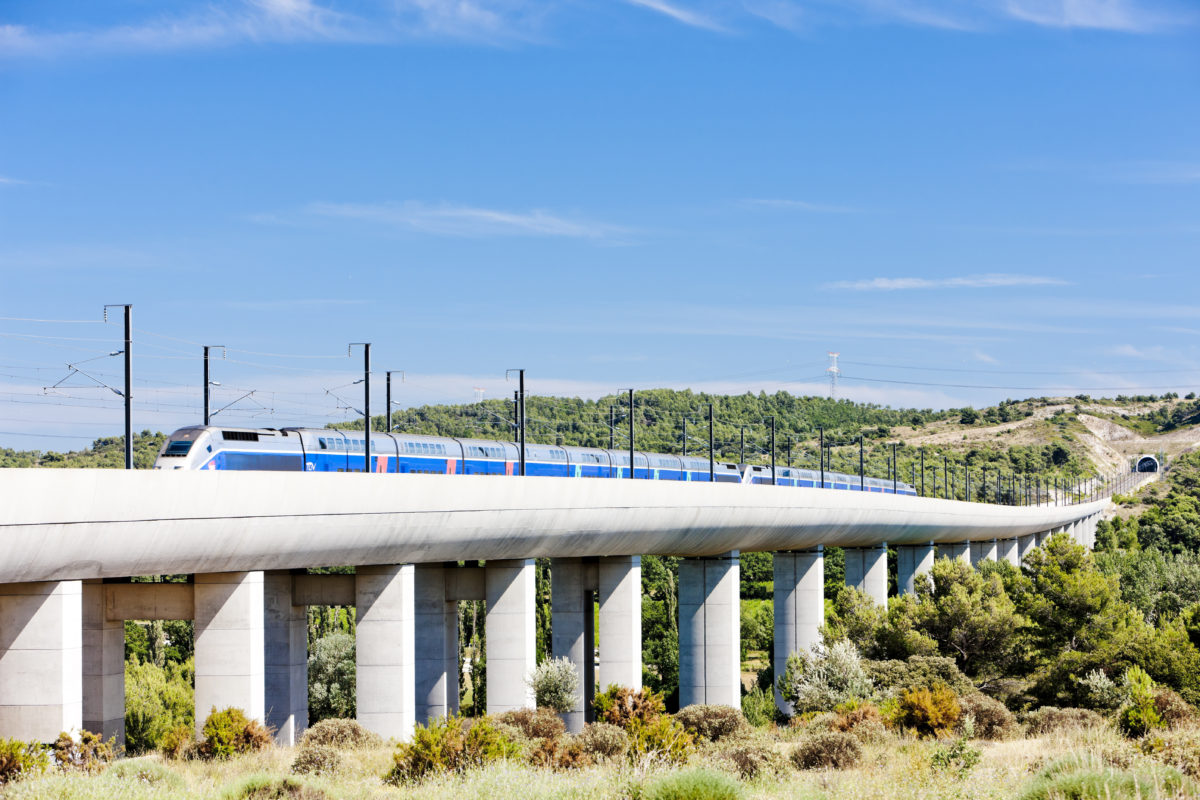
[153, 425, 918, 495]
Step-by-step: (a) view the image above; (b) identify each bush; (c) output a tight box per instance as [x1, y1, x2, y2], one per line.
[628, 716, 696, 766]
[865, 656, 974, 696]
[1153, 688, 1197, 728]
[527, 657, 580, 713]
[526, 735, 593, 771]
[675, 705, 747, 742]
[1145, 729, 1200, 778]
[308, 633, 356, 724]
[159, 725, 195, 760]
[892, 685, 961, 738]
[779, 640, 874, 713]
[831, 702, 888, 744]
[1079, 669, 1123, 711]
[1118, 667, 1164, 738]
[741, 686, 776, 728]
[291, 744, 342, 776]
[578, 722, 629, 760]
[1015, 764, 1193, 800]
[52, 729, 116, 773]
[641, 768, 742, 800]
[957, 694, 1018, 740]
[594, 685, 666, 730]
[498, 707, 566, 740]
[0, 738, 48, 785]
[198, 707, 273, 760]
[930, 726, 981, 777]
[299, 718, 382, 750]
[384, 714, 519, 784]
[225, 775, 329, 799]
[124, 656, 194, 754]
[791, 731, 862, 770]
[107, 759, 185, 788]
[1023, 707, 1106, 736]
[715, 741, 788, 779]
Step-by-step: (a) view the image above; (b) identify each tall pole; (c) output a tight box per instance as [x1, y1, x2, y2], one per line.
[708, 403, 714, 482]
[123, 305, 131, 469]
[786, 435, 792, 468]
[819, 427, 825, 489]
[920, 449, 926, 497]
[609, 406, 615, 450]
[770, 416, 776, 486]
[520, 371, 526, 476]
[739, 426, 745, 464]
[385, 371, 404, 433]
[682, 416, 688, 457]
[347, 343, 371, 473]
[892, 442, 897, 495]
[943, 455, 949, 500]
[859, 436, 864, 491]
[628, 388, 635, 480]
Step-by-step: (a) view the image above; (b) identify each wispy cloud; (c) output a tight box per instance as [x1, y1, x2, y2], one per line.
[825, 273, 1070, 291]
[0, 175, 29, 185]
[1002, 0, 1192, 32]
[301, 201, 628, 240]
[972, 350, 999, 364]
[625, 0, 729, 31]
[740, 197, 862, 214]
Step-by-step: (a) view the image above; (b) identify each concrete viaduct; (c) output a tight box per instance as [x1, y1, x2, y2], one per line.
[0, 469, 1105, 743]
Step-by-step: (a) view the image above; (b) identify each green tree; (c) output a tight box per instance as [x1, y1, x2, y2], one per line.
[124, 657, 194, 754]
[641, 555, 680, 708]
[308, 632, 356, 723]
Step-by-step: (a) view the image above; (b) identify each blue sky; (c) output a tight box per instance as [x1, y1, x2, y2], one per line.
[1, 0, 1198, 449]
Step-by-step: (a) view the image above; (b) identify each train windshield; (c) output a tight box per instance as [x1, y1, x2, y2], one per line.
[163, 440, 194, 456]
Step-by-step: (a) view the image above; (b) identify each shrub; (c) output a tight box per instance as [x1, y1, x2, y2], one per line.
[124, 656, 194, 754]
[716, 741, 788, 779]
[159, 725, 195, 760]
[741, 686, 776, 728]
[791, 731, 862, 770]
[1153, 688, 1197, 728]
[1118, 667, 1164, 738]
[526, 735, 593, 770]
[498, 707, 566, 740]
[831, 702, 888, 745]
[107, 759, 185, 788]
[527, 657, 580, 713]
[1014, 764, 1193, 800]
[865, 656, 974, 696]
[1079, 669, 1123, 711]
[578, 722, 629, 760]
[628, 716, 695, 766]
[1145, 730, 1200, 778]
[0, 738, 48, 785]
[779, 641, 874, 713]
[225, 775, 329, 799]
[299, 718, 382, 750]
[308, 632, 356, 724]
[291, 744, 342, 776]
[893, 685, 961, 738]
[641, 768, 742, 800]
[384, 714, 519, 784]
[594, 685, 666, 729]
[957, 694, 1018, 740]
[930, 724, 981, 777]
[52, 729, 116, 773]
[675, 705, 747, 742]
[198, 707, 273, 760]
[1023, 707, 1106, 736]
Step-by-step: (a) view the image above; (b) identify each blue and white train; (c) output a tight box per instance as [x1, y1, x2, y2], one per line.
[153, 425, 918, 495]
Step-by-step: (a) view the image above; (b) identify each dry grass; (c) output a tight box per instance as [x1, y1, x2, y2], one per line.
[3, 726, 1197, 800]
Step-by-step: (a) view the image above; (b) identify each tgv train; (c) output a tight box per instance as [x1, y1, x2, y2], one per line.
[153, 425, 918, 495]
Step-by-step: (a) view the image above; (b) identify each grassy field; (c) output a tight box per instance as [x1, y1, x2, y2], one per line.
[4, 722, 1196, 800]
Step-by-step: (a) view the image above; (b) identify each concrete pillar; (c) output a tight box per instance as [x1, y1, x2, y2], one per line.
[414, 564, 459, 725]
[1017, 534, 1036, 561]
[0, 581, 82, 741]
[896, 543, 935, 595]
[263, 571, 306, 746]
[844, 545, 888, 605]
[969, 539, 998, 566]
[940, 541, 971, 563]
[598, 556, 641, 691]
[82, 580, 124, 745]
[356, 564, 414, 740]
[678, 552, 740, 708]
[997, 538, 1019, 566]
[194, 572, 264, 734]
[773, 548, 823, 713]
[485, 559, 536, 714]
[551, 558, 595, 733]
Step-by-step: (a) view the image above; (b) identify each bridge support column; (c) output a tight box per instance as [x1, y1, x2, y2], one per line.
[264, 571, 306, 746]
[195, 572, 264, 734]
[969, 539, 997, 566]
[551, 558, 595, 733]
[996, 538, 1019, 566]
[896, 543, 935, 595]
[1017, 534, 1036, 561]
[0, 581, 82, 740]
[356, 565, 414, 740]
[679, 552, 740, 708]
[773, 548, 823, 713]
[82, 579, 124, 746]
[940, 542, 970, 563]
[414, 564, 459, 725]
[844, 545, 888, 605]
[486, 559, 536, 714]
[599, 556, 642, 692]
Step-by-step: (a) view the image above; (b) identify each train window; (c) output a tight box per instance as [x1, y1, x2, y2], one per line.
[162, 440, 193, 457]
[318, 438, 328, 450]
[222, 430, 260, 442]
